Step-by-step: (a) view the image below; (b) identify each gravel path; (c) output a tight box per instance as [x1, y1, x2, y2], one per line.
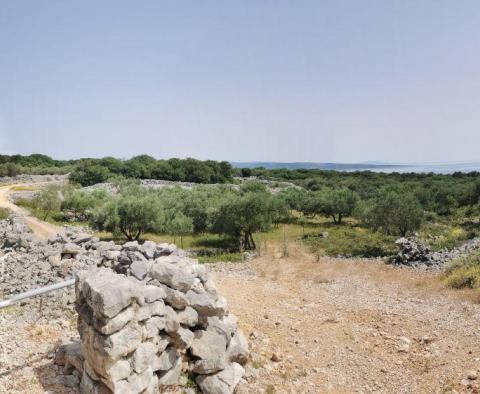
[0, 184, 63, 240]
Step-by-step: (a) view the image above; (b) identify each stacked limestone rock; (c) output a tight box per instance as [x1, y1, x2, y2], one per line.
[61, 242, 248, 393]
[0, 215, 248, 392]
[392, 238, 432, 267]
[0, 217, 99, 301]
[392, 236, 480, 269]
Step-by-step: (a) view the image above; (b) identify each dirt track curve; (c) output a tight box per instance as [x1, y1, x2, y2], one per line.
[0, 184, 62, 239]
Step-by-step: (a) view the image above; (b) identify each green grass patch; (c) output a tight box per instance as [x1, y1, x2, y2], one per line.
[0, 207, 11, 220]
[95, 219, 399, 259]
[10, 185, 37, 191]
[197, 252, 243, 264]
[302, 224, 397, 258]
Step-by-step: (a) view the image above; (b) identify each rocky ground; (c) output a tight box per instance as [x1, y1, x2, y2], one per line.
[1, 238, 480, 394]
[1, 183, 480, 393]
[213, 243, 480, 394]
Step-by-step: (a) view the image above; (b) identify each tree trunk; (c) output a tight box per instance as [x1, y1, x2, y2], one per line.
[249, 232, 256, 250]
[134, 230, 142, 241]
[243, 232, 251, 250]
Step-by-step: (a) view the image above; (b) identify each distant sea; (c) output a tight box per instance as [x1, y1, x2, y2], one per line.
[231, 162, 480, 174]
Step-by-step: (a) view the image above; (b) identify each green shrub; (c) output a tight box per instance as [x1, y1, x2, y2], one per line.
[357, 190, 424, 236]
[443, 251, 480, 289]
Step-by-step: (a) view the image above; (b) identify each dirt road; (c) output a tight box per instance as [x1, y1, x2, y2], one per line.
[0, 184, 62, 239]
[214, 242, 480, 393]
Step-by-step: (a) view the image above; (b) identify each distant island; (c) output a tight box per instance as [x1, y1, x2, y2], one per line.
[231, 162, 408, 171]
[231, 161, 480, 174]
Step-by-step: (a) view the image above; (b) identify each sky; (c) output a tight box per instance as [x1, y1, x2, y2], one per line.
[1, 0, 480, 163]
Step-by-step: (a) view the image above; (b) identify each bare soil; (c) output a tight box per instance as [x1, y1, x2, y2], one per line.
[213, 242, 480, 394]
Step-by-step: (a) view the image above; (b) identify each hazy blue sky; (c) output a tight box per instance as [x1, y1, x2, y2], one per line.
[1, 1, 480, 163]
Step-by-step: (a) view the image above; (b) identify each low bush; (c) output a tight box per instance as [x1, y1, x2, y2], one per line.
[418, 221, 477, 252]
[443, 251, 480, 289]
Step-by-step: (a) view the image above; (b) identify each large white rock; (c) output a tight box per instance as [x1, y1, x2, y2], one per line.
[196, 362, 245, 394]
[104, 322, 143, 359]
[157, 356, 182, 386]
[186, 290, 228, 318]
[94, 306, 135, 335]
[227, 330, 249, 365]
[190, 327, 228, 361]
[78, 268, 144, 318]
[132, 341, 157, 373]
[150, 261, 196, 292]
[177, 306, 199, 327]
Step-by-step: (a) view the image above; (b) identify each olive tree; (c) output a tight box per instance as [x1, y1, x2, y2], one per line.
[319, 188, 359, 224]
[167, 212, 193, 248]
[270, 196, 290, 227]
[299, 188, 358, 224]
[92, 186, 165, 241]
[210, 191, 273, 250]
[32, 185, 62, 220]
[359, 190, 423, 236]
[62, 187, 109, 220]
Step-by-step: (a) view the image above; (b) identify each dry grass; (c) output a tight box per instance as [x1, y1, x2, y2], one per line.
[10, 185, 37, 192]
[250, 238, 480, 307]
[25, 324, 62, 343]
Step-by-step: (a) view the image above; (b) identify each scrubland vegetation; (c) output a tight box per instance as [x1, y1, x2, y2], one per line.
[8, 153, 480, 285]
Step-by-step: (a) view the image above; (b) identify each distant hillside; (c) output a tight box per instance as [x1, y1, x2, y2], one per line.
[231, 162, 409, 171]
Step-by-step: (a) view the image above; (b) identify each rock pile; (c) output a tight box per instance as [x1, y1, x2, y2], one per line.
[65, 264, 248, 393]
[0, 173, 68, 184]
[0, 216, 99, 302]
[392, 237, 480, 269]
[0, 215, 248, 392]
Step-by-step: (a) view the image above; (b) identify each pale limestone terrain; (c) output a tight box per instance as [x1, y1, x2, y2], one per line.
[1, 184, 480, 393]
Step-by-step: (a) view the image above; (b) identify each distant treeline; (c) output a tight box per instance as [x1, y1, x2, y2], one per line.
[243, 167, 480, 215]
[3, 154, 480, 214]
[0, 154, 234, 186]
[0, 154, 74, 176]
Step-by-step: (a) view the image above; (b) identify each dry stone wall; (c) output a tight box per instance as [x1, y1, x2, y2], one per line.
[63, 240, 248, 393]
